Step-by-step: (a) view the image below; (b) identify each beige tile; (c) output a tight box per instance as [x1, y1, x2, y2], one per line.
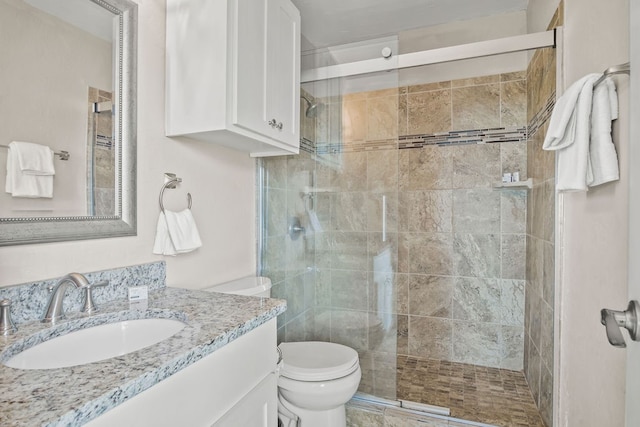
[501, 141, 527, 178]
[329, 231, 368, 270]
[501, 71, 527, 82]
[407, 89, 452, 135]
[452, 84, 501, 130]
[346, 403, 384, 427]
[453, 233, 501, 278]
[452, 321, 501, 366]
[367, 95, 399, 140]
[262, 156, 287, 189]
[501, 80, 527, 127]
[343, 98, 367, 142]
[501, 325, 525, 370]
[408, 274, 453, 317]
[453, 277, 501, 323]
[331, 192, 368, 232]
[408, 81, 451, 93]
[502, 234, 526, 280]
[397, 314, 408, 354]
[500, 279, 525, 326]
[331, 269, 369, 311]
[400, 190, 453, 233]
[452, 74, 500, 87]
[368, 150, 399, 192]
[397, 273, 409, 314]
[398, 92, 408, 136]
[451, 143, 501, 189]
[399, 146, 453, 191]
[406, 232, 454, 276]
[501, 190, 527, 234]
[265, 188, 287, 237]
[452, 189, 500, 234]
[408, 316, 452, 360]
[367, 192, 399, 233]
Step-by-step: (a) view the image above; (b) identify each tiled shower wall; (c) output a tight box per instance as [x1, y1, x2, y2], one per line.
[523, 4, 562, 427]
[263, 72, 530, 379]
[316, 73, 529, 374]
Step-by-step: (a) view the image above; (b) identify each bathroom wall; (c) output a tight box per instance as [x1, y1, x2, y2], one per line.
[0, 0, 257, 289]
[555, 0, 630, 425]
[523, 6, 560, 426]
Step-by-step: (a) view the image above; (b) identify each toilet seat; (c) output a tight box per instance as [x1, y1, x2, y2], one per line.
[278, 341, 360, 381]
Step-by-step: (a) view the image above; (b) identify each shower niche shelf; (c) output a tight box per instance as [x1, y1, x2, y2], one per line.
[493, 178, 533, 189]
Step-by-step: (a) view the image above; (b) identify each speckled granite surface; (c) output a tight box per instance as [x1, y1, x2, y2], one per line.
[0, 287, 286, 427]
[0, 262, 167, 325]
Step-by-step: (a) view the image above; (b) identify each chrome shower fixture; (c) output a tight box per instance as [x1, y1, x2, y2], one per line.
[301, 95, 321, 118]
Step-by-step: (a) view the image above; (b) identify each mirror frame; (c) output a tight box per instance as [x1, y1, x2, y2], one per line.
[0, 0, 137, 246]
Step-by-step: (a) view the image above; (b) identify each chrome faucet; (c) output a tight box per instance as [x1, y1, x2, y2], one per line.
[42, 273, 108, 323]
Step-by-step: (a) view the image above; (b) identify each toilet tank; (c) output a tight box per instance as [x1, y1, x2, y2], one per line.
[204, 276, 272, 297]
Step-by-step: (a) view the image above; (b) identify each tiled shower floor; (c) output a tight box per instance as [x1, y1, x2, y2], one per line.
[350, 356, 545, 427]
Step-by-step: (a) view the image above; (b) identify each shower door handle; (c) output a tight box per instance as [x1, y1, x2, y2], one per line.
[600, 300, 640, 347]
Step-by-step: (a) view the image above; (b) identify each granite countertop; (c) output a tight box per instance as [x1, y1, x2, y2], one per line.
[0, 287, 286, 427]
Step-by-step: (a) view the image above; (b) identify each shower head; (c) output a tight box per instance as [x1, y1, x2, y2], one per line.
[301, 95, 321, 118]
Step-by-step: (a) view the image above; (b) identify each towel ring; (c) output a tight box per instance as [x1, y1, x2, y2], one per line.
[159, 176, 192, 213]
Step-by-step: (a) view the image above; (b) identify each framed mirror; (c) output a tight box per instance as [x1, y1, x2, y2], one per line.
[0, 0, 137, 245]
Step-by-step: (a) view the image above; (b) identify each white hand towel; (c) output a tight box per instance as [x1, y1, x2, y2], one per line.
[543, 74, 600, 150]
[5, 143, 54, 198]
[588, 77, 619, 187]
[152, 212, 177, 256]
[152, 209, 202, 256]
[10, 141, 55, 175]
[543, 74, 600, 191]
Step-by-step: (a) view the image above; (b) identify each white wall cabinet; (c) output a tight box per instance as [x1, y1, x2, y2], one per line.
[85, 319, 278, 427]
[166, 0, 301, 157]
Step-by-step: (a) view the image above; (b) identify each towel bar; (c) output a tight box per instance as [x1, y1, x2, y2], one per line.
[159, 173, 192, 213]
[0, 144, 69, 160]
[594, 62, 630, 87]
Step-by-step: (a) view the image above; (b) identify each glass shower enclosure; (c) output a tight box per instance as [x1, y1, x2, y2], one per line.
[259, 37, 401, 401]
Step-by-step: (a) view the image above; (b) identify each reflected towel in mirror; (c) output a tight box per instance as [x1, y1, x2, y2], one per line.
[5, 141, 55, 198]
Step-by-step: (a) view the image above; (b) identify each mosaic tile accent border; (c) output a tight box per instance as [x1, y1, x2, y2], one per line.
[399, 127, 528, 150]
[527, 93, 556, 139]
[300, 137, 315, 154]
[309, 126, 528, 155]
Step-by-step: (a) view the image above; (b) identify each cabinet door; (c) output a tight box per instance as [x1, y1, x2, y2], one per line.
[212, 373, 277, 427]
[231, 0, 269, 136]
[266, 0, 300, 147]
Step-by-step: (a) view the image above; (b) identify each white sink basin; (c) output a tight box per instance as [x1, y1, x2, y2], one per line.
[5, 318, 186, 370]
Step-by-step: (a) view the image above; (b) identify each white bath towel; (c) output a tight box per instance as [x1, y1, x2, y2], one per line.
[588, 77, 619, 187]
[5, 141, 55, 198]
[543, 74, 600, 191]
[152, 209, 202, 256]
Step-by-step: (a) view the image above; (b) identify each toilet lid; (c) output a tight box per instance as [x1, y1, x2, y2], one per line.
[278, 341, 360, 381]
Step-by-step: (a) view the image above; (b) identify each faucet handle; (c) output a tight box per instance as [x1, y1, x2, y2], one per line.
[81, 280, 109, 314]
[0, 299, 17, 335]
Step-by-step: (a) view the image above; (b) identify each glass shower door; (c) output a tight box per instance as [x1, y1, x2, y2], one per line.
[260, 37, 400, 400]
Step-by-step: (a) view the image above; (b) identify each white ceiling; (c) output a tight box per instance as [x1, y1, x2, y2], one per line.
[291, 0, 529, 49]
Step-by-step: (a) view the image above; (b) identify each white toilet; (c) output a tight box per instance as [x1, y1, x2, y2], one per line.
[205, 276, 362, 427]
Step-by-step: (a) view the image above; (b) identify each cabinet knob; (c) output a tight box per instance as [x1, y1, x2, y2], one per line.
[276, 122, 283, 131]
[268, 119, 277, 128]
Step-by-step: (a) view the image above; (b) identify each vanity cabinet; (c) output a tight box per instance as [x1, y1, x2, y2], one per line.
[85, 319, 278, 426]
[166, 0, 301, 157]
